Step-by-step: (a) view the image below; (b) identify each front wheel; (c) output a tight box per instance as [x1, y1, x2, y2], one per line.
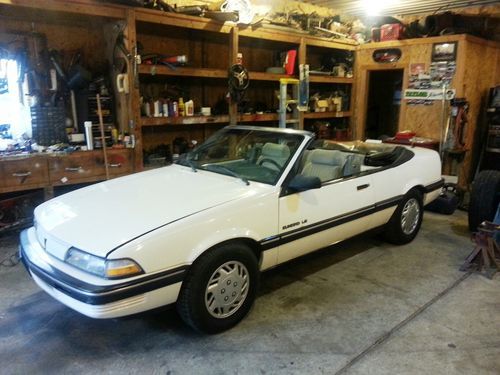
[384, 190, 423, 245]
[176, 242, 259, 334]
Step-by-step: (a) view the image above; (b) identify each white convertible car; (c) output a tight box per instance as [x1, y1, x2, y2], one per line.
[20, 126, 443, 333]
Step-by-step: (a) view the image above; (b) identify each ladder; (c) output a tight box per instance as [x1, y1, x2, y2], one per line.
[278, 78, 300, 129]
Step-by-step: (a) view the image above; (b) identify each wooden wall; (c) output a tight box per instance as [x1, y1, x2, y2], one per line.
[354, 35, 500, 188]
[0, 16, 109, 72]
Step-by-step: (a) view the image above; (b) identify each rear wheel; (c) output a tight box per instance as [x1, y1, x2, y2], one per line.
[468, 170, 500, 231]
[176, 242, 259, 334]
[385, 189, 423, 244]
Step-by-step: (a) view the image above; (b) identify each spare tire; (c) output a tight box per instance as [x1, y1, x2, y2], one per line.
[468, 170, 500, 231]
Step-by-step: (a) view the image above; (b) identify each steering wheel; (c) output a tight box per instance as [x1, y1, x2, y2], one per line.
[258, 158, 281, 170]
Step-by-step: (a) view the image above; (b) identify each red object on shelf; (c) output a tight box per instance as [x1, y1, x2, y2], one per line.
[395, 131, 416, 140]
[284, 50, 297, 75]
[380, 24, 404, 41]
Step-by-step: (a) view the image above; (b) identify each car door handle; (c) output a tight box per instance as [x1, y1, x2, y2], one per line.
[357, 184, 370, 190]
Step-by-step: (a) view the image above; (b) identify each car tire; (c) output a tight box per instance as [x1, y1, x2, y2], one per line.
[384, 189, 423, 245]
[176, 242, 259, 334]
[468, 170, 500, 231]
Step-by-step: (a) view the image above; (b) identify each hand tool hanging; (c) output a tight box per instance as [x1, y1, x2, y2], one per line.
[96, 94, 110, 180]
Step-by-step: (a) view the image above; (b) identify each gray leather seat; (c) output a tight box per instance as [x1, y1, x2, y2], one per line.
[257, 143, 291, 171]
[301, 149, 344, 182]
[343, 153, 364, 176]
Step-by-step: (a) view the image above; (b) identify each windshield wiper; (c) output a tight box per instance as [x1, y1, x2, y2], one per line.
[205, 164, 249, 186]
[178, 154, 197, 172]
[186, 158, 197, 172]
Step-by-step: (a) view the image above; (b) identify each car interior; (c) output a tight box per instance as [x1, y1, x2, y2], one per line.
[296, 140, 412, 183]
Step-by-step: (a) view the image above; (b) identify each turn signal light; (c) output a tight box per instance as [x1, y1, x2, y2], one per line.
[105, 259, 143, 279]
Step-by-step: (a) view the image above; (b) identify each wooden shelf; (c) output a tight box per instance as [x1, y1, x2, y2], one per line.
[249, 72, 293, 82]
[139, 65, 227, 79]
[141, 115, 229, 126]
[304, 111, 352, 119]
[135, 7, 232, 34]
[238, 113, 279, 122]
[0, 0, 126, 19]
[238, 26, 303, 44]
[309, 75, 354, 84]
[239, 25, 357, 50]
[141, 113, 286, 126]
[305, 37, 357, 51]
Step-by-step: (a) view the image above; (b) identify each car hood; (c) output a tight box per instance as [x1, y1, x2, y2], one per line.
[35, 165, 265, 257]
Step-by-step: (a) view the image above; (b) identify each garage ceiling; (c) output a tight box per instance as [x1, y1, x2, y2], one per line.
[301, 0, 500, 16]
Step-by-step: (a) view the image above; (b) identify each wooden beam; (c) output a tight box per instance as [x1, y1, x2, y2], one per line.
[138, 65, 227, 79]
[229, 26, 238, 125]
[135, 8, 232, 34]
[0, 0, 126, 19]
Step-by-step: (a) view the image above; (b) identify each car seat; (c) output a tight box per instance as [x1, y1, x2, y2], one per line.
[343, 153, 364, 176]
[257, 143, 291, 171]
[301, 149, 344, 182]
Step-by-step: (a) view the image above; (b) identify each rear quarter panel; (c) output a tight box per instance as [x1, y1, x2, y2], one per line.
[369, 146, 441, 227]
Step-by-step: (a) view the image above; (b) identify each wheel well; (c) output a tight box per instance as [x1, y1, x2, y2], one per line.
[410, 185, 426, 199]
[198, 238, 263, 266]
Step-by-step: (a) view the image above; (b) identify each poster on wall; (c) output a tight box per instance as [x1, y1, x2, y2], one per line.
[406, 58, 456, 106]
[407, 62, 433, 105]
[431, 42, 458, 62]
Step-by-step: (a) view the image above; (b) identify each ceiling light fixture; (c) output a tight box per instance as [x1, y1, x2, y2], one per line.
[361, 0, 398, 16]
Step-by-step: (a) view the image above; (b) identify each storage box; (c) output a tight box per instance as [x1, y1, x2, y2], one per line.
[380, 24, 404, 41]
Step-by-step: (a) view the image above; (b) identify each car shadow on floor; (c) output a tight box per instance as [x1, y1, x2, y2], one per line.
[258, 229, 385, 297]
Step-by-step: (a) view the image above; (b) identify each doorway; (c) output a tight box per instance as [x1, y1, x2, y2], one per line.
[365, 69, 403, 139]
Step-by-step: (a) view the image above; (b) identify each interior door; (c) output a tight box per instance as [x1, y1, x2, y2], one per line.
[277, 175, 374, 263]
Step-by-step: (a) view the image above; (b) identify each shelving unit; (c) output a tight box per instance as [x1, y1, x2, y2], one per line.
[1, 1, 358, 171]
[131, 10, 236, 169]
[0, 0, 136, 197]
[301, 40, 356, 140]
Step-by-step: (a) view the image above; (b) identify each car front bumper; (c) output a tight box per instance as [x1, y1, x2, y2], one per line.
[19, 227, 186, 319]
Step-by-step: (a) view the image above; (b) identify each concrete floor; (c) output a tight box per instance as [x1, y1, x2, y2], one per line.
[0, 210, 499, 374]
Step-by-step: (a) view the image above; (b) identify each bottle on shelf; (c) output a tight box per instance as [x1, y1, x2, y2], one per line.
[185, 100, 194, 116]
[178, 97, 185, 117]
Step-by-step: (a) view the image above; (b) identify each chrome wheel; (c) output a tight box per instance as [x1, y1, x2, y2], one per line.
[205, 261, 249, 319]
[401, 198, 420, 235]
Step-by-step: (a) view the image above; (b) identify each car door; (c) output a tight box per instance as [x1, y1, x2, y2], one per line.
[277, 174, 374, 264]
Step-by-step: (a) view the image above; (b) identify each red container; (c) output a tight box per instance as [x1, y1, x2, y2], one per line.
[395, 131, 416, 139]
[284, 50, 297, 75]
[380, 24, 404, 41]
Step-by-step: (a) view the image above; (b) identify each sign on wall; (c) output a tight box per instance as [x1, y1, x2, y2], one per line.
[404, 88, 456, 100]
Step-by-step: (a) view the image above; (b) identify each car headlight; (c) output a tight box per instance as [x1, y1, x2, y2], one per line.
[66, 248, 143, 279]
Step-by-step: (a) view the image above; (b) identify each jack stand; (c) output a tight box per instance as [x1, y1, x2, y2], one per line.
[460, 221, 500, 279]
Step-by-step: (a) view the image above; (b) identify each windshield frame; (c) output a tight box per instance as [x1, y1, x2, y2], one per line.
[177, 126, 312, 186]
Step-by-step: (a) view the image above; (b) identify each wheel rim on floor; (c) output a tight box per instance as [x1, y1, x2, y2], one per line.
[205, 261, 249, 319]
[401, 198, 420, 235]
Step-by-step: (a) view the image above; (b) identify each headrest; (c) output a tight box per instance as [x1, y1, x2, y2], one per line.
[310, 149, 344, 166]
[262, 143, 290, 159]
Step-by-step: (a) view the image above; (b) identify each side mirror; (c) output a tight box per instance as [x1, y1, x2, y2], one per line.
[288, 174, 322, 192]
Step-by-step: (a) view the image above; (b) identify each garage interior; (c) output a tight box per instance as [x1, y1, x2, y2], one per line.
[0, 0, 499, 373]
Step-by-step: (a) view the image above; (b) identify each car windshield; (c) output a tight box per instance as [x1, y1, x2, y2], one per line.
[177, 127, 305, 185]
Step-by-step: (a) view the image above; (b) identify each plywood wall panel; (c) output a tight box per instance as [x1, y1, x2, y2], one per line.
[0, 18, 108, 70]
[355, 38, 461, 140]
[458, 41, 500, 187]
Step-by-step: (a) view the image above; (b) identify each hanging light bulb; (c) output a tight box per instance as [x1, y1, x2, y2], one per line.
[361, 0, 398, 16]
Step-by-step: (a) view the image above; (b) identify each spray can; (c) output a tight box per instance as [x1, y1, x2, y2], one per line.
[172, 101, 178, 117]
[84, 121, 93, 150]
